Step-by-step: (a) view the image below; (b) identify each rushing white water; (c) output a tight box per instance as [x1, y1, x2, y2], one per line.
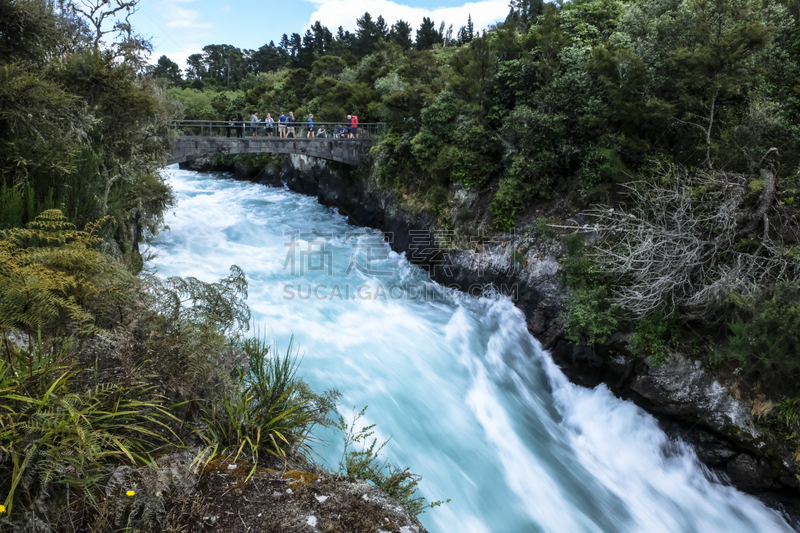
[150, 167, 794, 533]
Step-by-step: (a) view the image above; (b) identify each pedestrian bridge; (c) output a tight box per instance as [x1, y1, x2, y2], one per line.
[167, 136, 372, 167]
[167, 120, 381, 167]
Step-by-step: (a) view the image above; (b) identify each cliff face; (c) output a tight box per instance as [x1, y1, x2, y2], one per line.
[179, 155, 800, 520]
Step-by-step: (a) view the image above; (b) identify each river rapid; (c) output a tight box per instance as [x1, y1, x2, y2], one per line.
[149, 166, 794, 533]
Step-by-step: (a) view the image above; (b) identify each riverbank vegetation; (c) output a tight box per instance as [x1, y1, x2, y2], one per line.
[0, 0, 439, 530]
[1, 0, 177, 268]
[163, 0, 800, 444]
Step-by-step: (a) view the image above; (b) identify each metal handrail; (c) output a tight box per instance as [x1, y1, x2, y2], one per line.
[173, 120, 385, 139]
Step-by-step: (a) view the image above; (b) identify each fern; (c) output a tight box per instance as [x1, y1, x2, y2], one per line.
[0, 362, 179, 517]
[0, 209, 129, 338]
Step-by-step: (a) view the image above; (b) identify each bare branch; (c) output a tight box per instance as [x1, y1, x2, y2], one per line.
[62, 0, 149, 65]
[585, 161, 800, 319]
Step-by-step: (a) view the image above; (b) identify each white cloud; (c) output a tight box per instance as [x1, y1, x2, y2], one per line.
[138, 0, 213, 69]
[303, 0, 508, 36]
[154, 0, 212, 30]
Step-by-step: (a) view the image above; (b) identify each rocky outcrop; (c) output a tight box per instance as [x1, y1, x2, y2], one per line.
[192, 458, 428, 533]
[181, 154, 800, 520]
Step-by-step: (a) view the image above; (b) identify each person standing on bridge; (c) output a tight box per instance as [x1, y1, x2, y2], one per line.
[225, 114, 233, 138]
[251, 111, 259, 138]
[306, 114, 314, 138]
[235, 113, 244, 138]
[279, 113, 287, 138]
[264, 113, 274, 137]
[288, 112, 296, 138]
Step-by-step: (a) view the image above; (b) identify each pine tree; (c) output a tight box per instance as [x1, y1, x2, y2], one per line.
[279, 33, 291, 53]
[508, 0, 544, 28]
[375, 15, 389, 40]
[356, 12, 381, 55]
[152, 55, 182, 85]
[416, 17, 442, 50]
[390, 20, 413, 50]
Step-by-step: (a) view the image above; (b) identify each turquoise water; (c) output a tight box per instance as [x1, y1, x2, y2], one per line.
[150, 167, 793, 533]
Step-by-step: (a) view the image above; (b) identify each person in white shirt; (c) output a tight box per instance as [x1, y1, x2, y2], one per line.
[264, 113, 275, 137]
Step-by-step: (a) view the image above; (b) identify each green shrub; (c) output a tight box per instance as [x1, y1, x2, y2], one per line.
[0, 210, 128, 337]
[0, 182, 25, 229]
[456, 206, 473, 221]
[427, 185, 449, 216]
[726, 282, 800, 379]
[562, 284, 619, 345]
[410, 91, 462, 164]
[560, 233, 591, 287]
[512, 248, 528, 267]
[490, 176, 534, 231]
[774, 397, 800, 429]
[559, 232, 619, 345]
[335, 406, 448, 516]
[534, 217, 556, 241]
[629, 312, 675, 355]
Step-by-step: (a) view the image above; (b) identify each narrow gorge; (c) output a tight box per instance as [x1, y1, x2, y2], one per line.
[169, 157, 799, 531]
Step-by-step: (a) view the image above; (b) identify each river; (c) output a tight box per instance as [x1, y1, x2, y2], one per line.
[149, 166, 793, 533]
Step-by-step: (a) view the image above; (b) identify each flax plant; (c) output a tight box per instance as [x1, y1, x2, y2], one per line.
[200, 336, 321, 480]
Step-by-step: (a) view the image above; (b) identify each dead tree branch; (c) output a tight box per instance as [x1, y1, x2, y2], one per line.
[586, 158, 799, 319]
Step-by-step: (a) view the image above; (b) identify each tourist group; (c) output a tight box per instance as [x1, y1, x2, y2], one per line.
[223, 113, 359, 139]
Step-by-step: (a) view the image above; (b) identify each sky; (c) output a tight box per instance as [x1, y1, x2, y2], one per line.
[130, 0, 510, 70]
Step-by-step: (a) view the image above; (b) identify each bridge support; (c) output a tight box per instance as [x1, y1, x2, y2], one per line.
[167, 137, 371, 167]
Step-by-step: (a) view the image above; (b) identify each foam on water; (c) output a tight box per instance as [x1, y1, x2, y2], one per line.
[149, 167, 793, 533]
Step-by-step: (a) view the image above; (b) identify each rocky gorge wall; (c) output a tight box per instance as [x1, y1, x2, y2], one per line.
[180, 155, 800, 523]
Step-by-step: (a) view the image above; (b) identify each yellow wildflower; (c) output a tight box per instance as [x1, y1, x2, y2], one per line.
[0, 504, 5, 514]
[126, 490, 135, 497]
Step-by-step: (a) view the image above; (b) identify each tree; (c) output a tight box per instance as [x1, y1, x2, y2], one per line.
[336, 25, 355, 51]
[299, 29, 317, 67]
[668, 0, 776, 168]
[390, 20, 413, 49]
[279, 33, 291, 53]
[416, 17, 442, 50]
[508, 0, 545, 29]
[309, 21, 333, 55]
[62, 0, 151, 66]
[152, 55, 182, 85]
[458, 15, 475, 44]
[356, 12, 382, 55]
[185, 53, 206, 79]
[202, 44, 245, 85]
[290, 32, 302, 59]
[443, 24, 455, 46]
[251, 41, 287, 73]
[375, 15, 389, 40]
[0, 0, 61, 64]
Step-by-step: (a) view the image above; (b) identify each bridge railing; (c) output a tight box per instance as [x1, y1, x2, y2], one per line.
[173, 120, 386, 139]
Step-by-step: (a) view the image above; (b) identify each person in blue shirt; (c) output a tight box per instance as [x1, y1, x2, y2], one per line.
[306, 114, 314, 138]
[278, 113, 287, 138]
[250, 112, 259, 138]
